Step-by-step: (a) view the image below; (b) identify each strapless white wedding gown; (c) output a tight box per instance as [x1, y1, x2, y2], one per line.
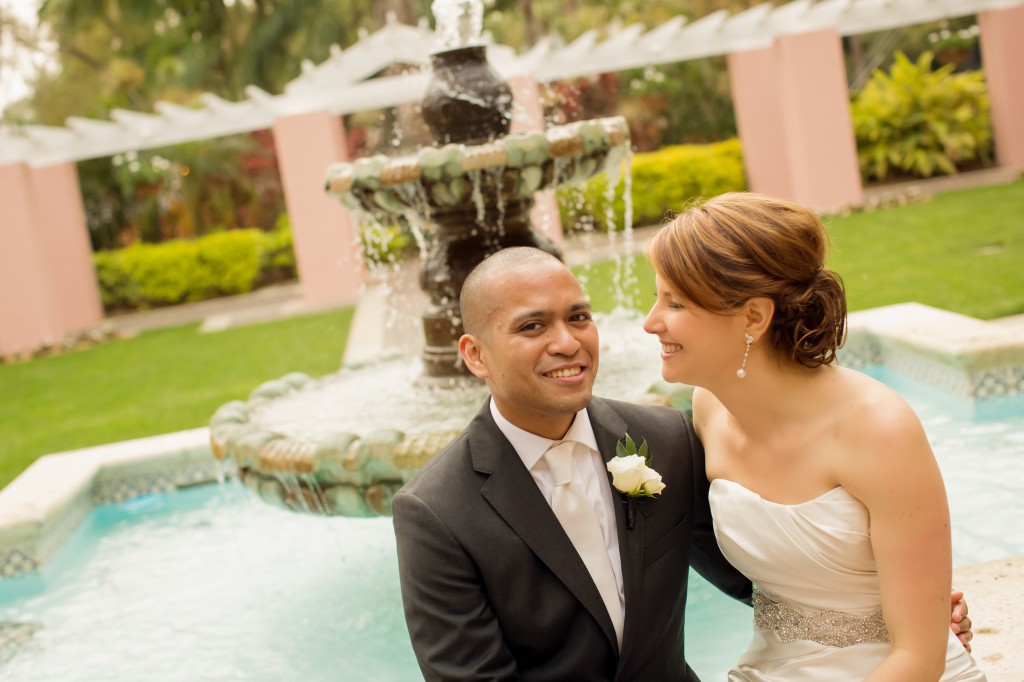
[709, 478, 986, 681]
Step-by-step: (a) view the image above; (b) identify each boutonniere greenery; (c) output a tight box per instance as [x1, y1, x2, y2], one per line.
[607, 433, 665, 529]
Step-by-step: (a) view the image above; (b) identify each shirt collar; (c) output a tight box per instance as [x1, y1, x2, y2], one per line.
[489, 399, 599, 471]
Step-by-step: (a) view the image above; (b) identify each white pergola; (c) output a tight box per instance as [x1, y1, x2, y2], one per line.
[0, 0, 1016, 167]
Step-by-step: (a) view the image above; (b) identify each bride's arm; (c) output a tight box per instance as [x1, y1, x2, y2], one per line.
[687, 389, 753, 603]
[840, 393, 951, 681]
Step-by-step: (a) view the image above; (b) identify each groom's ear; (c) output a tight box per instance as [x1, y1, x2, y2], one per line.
[742, 297, 774, 340]
[459, 334, 491, 379]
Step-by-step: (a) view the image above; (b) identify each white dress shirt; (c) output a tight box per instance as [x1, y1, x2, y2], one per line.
[489, 400, 625, 608]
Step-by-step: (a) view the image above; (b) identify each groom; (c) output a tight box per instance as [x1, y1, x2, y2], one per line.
[392, 247, 751, 681]
[392, 248, 972, 680]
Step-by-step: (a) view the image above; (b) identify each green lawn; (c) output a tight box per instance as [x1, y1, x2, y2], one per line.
[827, 182, 1024, 319]
[0, 180, 1021, 489]
[0, 309, 353, 487]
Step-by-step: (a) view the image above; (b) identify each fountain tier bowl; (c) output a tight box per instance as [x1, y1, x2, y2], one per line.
[325, 116, 630, 218]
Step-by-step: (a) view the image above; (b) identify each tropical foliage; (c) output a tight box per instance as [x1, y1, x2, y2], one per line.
[851, 51, 992, 181]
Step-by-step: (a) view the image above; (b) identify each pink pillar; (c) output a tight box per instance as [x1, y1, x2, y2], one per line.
[0, 163, 62, 357]
[31, 162, 103, 331]
[729, 29, 863, 211]
[273, 110, 361, 308]
[728, 46, 794, 200]
[979, 6, 1024, 169]
[508, 75, 564, 247]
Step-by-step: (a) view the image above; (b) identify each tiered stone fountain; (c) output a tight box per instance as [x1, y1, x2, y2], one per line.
[326, 115, 630, 378]
[209, 0, 687, 516]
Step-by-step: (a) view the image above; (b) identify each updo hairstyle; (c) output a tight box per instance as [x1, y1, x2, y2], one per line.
[646, 192, 847, 368]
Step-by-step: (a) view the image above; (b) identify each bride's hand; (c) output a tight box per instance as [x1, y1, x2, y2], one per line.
[950, 590, 973, 652]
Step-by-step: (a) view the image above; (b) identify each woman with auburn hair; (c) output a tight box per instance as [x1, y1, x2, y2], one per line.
[643, 192, 985, 680]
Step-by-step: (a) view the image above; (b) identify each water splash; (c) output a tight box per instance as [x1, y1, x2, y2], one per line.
[432, 0, 484, 50]
[490, 166, 507, 236]
[469, 168, 485, 225]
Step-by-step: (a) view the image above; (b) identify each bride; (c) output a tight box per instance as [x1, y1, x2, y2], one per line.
[642, 192, 985, 680]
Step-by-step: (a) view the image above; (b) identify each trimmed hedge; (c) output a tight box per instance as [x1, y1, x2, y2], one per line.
[558, 138, 747, 232]
[259, 220, 300, 283]
[94, 227, 297, 311]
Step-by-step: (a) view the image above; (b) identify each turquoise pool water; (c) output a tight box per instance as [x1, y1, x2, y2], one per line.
[0, 367, 1021, 681]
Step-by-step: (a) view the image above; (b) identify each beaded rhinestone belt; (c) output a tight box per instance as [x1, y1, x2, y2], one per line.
[752, 588, 891, 648]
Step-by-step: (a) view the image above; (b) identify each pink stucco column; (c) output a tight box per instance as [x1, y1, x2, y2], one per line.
[508, 75, 564, 247]
[728, 46, 794, 200]
[31, 162, 103, 331]
[729, 29, 863, 211]
[0, 163, 62, 357]
[979, 6, 1024, 169]
[273, 110, 361, 308]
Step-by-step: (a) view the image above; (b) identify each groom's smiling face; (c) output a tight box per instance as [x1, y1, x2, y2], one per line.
[460, 259, 599, 440]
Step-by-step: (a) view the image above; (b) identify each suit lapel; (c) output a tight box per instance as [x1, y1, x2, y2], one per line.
[587, 398, 646, 667]
[468, 402, 618, 650]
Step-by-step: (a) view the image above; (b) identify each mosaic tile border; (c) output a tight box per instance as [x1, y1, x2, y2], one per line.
[91, 460, 235, 506]
[969, 364, 1024, 400]
[841, 336, 1024, 401]
[0, 548, 39, 578]
[0, 492, 92, 578]
[837, 337, 883, 370]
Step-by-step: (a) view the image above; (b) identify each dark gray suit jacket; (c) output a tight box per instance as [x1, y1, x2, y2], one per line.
[392, 396, 752, 681]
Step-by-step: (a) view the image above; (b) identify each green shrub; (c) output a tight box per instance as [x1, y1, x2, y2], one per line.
[92, 250, 139, 309]
[196, 229, 262, 296]
[851, 51, 992, 182]
[260, 221, 297, 272]
[94, 223, 298, 311]
[119, 240, 204, 307]
[558, 138, 747, 232]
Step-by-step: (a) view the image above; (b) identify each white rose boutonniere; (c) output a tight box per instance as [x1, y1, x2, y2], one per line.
[607, 433, 664, 529]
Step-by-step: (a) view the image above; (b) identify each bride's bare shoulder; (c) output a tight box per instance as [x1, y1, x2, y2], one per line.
[836, 367, 914, 419]
[833, 367, 928, 456]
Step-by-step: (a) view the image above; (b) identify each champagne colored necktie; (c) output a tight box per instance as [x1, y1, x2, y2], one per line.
[544, 440, 624, 647]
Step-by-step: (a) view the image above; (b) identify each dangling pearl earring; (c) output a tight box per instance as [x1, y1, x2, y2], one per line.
[736, 333, 753, 379]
